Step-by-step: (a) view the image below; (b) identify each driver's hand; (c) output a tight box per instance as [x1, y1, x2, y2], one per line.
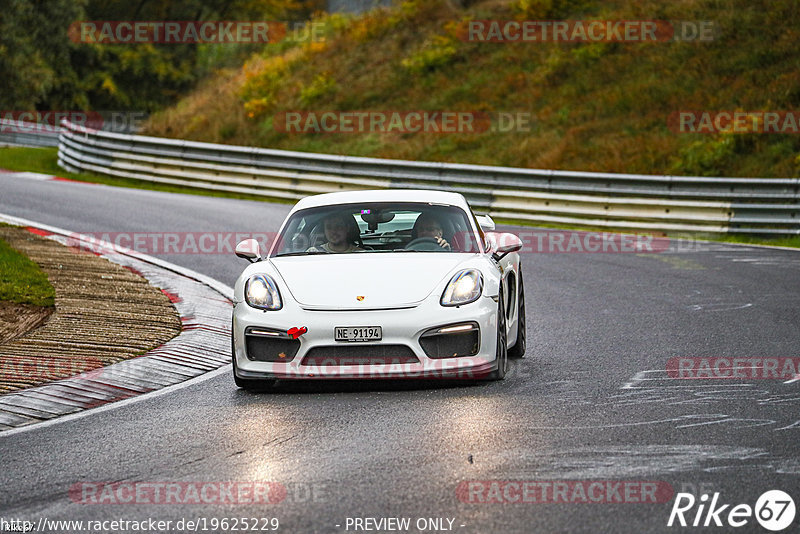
[436, 236, 451, 250]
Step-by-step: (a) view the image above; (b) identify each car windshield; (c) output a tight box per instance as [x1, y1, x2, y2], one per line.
[271, 202, 481, 256]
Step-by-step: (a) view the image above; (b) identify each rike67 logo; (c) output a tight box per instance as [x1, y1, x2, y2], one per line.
[668, 490, 796, 531]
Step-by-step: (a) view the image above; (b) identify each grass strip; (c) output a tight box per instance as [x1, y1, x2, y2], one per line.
[0, 227, 55, 307]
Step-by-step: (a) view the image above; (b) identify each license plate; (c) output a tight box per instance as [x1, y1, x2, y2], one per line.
[335, 326, 382, 342]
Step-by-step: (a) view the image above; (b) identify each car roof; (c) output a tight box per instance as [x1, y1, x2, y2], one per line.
[290, 189, 472, 213]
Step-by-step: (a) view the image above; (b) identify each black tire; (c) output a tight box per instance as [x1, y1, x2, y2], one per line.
[487, 288, 508, 380]
[233, 359, 276, 391]
[508, 269, 526, 359]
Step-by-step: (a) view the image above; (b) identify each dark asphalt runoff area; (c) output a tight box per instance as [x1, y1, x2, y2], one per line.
[1, 175, 799, 533]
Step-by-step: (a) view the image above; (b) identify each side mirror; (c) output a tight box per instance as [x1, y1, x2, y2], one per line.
[489, 233, 522, 262]
[477, 214, 496, 232]
[235, 239, 261, 262]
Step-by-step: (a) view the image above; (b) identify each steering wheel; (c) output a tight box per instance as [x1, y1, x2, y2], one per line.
[405, 237, 449, 251]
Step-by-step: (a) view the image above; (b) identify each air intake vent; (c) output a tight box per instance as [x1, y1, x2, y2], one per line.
[419, 322, 480, 359]
[245, 328, 300, 362]
[302, 345, 419, 366]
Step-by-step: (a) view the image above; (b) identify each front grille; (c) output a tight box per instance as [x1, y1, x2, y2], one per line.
[419, 323, 480, 359]
[301, 345, 419, 366]
[245, 333, 300, 362]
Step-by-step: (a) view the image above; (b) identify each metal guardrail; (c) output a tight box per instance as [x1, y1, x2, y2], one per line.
[0, 116, 141, 147]
[0, 119, 60, 147]
[40, 119, 792, 234]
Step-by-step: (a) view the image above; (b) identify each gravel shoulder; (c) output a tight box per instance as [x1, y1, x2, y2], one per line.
[0, 302, 52, 345]
[0, 226, 181, 393]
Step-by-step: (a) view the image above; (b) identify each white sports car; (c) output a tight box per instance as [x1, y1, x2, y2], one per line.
[231, 189, 525, 389]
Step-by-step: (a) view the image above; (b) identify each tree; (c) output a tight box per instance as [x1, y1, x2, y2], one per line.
[0, 0, 324, 113]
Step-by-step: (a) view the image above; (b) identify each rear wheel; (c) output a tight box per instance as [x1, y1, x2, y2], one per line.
[508, 270, 526, 359]
[487, 289, 508, 380]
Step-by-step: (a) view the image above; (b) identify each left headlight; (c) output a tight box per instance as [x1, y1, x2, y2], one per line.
[441, 269, 483, 307]
[245, 274, 282, 310]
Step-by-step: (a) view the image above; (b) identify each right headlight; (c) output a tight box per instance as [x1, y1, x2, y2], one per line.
[245, 274, 282, 310]
[441, 269, 483, 307]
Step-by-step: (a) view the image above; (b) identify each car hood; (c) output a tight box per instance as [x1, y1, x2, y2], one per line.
[269, 254, 470, 309]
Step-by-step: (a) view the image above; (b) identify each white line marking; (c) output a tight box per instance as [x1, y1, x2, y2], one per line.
[689, 303, 753, 312]
[1, 171, 55, 181]
[775, 421, 800, 431]
[0, 365, 231, 438]
[702, 239, 800, 254]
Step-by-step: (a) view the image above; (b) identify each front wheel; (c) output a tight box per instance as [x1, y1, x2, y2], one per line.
[233, 361, 276, 391]
[508, 270, 526, 359]
[487, 289, 508, 380]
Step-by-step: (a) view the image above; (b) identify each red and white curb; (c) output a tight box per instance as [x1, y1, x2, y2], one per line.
[0, 213, 234, 433]
[0, 169, 94, 185]
[0, 171, 56, 181]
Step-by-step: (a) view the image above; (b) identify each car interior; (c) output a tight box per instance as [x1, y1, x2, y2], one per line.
[276, 204, 478, 255]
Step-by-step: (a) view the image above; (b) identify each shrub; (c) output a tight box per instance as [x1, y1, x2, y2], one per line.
[400, 35, 459, 75]
[299, 73, 338, 106]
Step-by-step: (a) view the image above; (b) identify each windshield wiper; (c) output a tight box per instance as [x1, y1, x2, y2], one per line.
[273, 251, 329, 257]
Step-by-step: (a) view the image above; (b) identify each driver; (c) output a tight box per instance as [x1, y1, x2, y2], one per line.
[307, 212, 365, 253]
[414, 213, 451, 250]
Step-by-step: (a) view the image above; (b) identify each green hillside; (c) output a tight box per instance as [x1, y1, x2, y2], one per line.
[145, 0, 800, 178]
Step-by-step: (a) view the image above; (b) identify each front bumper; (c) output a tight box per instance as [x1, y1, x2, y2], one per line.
[232, 293, 499, 380]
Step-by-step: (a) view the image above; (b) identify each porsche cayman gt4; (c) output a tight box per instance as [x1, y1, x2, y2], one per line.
[231, 189, 526, 389]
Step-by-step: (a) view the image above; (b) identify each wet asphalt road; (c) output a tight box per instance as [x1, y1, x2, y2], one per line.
[1, 175, 800, 533]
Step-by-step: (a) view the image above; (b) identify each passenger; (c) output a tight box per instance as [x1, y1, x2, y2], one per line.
[307, 213, 365, 253]
[414, 213, 451, 250]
